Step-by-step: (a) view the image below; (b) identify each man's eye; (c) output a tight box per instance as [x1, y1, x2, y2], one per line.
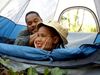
[27, 22, 32, 25]
[34, 18, 39, 23]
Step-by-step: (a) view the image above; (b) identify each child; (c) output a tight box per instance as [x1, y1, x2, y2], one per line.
[32, 21, 68, 51]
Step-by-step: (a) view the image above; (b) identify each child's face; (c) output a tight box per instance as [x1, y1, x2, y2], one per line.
[34, 26, 58, 51]
[26, 13, 42, 33]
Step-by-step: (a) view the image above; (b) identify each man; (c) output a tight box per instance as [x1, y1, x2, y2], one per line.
[14, 11, 43, 46]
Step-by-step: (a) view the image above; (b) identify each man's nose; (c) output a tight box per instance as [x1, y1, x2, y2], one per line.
[31, 23, 36, 28]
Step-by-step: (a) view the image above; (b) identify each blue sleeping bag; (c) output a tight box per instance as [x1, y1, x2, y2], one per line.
[0, 43, 99, 61]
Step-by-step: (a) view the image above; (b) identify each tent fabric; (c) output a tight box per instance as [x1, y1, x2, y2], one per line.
[94, 0, 100, 25]
[0, 1, 100, 74]
[0, 0, 59, 24]
[0, 43, 99, 61]
[0, 15, 98, 46]
[0, 0, 97, 25]
[0, 16, 16, 37]
[67, 32, 97, 47]
[0, 16, 26, 43]
[0, 43, 99, 71]
[94, 33, 100, 43]
[6, 46, 100, 68]
[0, 0, 31, 24]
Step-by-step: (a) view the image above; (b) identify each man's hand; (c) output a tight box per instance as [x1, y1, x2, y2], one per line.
[29, 33, 37, 47]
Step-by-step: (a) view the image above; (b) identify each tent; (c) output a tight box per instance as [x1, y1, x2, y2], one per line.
[0, 0, 98, 24]
[0, 0, 100, 46]
[0, 0, 100, 75]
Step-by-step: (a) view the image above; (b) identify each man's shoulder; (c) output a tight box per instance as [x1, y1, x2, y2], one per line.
[19, 29, 29, 36]
[20, 29, 28, 33]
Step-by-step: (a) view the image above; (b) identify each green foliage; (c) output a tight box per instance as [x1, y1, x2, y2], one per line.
[50, 67, 67, 75]
[44, 67, 50, 75]
[0, 65, 69, 75]
[27, 66, 38, 75]
[60, 9, 97, 32]
[0, 58, 68, 75]
[8, 68, 18, 75]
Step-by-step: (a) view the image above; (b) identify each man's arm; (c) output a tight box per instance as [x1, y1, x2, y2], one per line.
[14, 30, 30, 46]
[29, 33, 37, 47]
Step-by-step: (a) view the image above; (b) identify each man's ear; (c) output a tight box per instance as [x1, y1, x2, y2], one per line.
[53, 36, 59, 44]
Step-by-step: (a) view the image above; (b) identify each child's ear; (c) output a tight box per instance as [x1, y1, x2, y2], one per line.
[53, 36, 59, 44]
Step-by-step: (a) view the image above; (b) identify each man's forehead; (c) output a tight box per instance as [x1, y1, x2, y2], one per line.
[27, 13, 39, 18]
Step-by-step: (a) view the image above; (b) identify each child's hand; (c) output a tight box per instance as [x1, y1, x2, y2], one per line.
[41, 37, 53, 51]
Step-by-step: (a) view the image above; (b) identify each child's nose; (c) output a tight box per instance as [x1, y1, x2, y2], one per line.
[36, 37, 42, 41]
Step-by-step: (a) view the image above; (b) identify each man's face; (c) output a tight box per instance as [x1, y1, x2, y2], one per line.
[34, 26, 57, 51]
[26, 13, 42, 33]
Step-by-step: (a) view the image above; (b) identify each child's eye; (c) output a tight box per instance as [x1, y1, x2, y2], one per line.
[37, 34, 46, 37]
[41, 34, 45, 37]
[37, 34, 45, 37]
